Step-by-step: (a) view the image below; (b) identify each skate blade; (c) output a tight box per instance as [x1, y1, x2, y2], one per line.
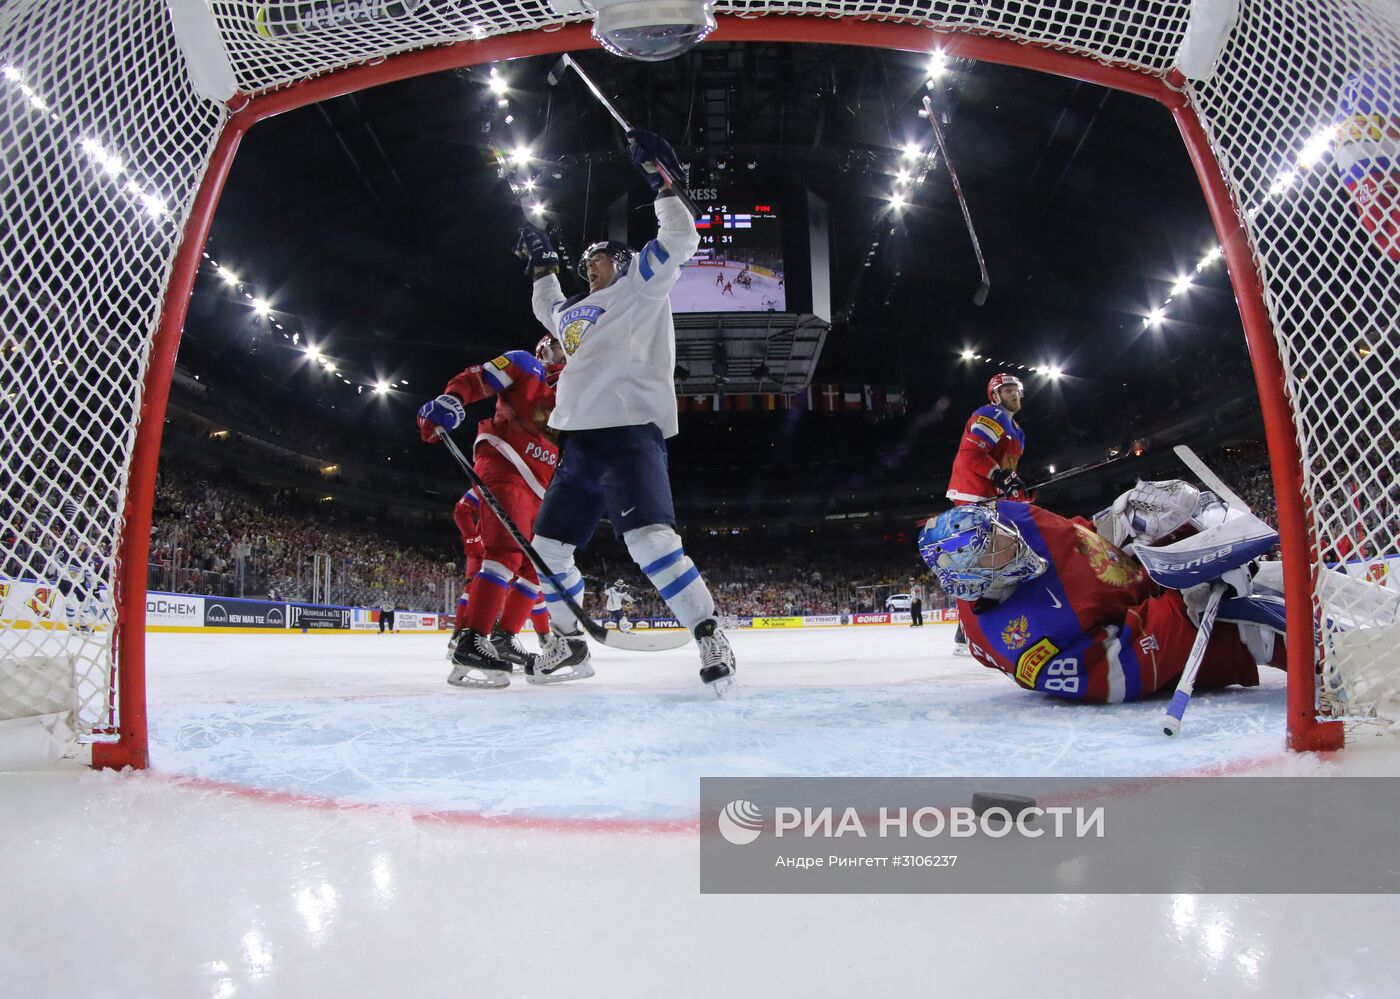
[447, 667, 511, 690]
[525, 661, 596, 685]
[707, 674, 739, 699]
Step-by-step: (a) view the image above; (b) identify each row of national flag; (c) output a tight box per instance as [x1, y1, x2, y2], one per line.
[677, 385, 907, 414]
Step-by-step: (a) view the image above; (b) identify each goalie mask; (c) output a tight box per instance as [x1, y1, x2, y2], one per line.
[917, 505, 1048, 601]
[578, 240, 634, 281]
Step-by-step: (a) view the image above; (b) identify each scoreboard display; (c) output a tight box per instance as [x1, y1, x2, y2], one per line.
[672, 193, 787, 313]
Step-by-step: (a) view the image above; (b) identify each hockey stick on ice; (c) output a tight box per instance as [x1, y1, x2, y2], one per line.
[923, 95, 990, 307]
[436, 431, 692, 652]
[1161, 582, 1226, 737]
[546, 54, 701, 218]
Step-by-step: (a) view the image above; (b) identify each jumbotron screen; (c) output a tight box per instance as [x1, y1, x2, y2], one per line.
[673, 194, 786, 313]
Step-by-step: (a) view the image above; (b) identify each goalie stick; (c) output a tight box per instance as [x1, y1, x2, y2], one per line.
[436, 431, 692, 653]
[1161, 582, 1226, 736]
[547, 54, 701, 218]
[923, 95, 990, 307]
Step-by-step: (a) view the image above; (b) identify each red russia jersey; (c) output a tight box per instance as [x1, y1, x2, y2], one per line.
[443, 350, 562, 499]
[956, 502, 1257, 703]
[947, 404, 1027, 502]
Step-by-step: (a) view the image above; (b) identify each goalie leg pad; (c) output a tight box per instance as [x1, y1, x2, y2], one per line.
[1217, 593, 1287, 667]
[625, 524, 715, 630]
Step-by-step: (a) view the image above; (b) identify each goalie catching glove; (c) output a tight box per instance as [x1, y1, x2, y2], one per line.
[514, 225, 560, 273]
[626, 129, 685, 194]
[416, 394, 465, 443]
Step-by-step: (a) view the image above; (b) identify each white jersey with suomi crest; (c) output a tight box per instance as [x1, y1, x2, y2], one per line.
[532, 195, 699, 439]
[605, 586, 632, 612]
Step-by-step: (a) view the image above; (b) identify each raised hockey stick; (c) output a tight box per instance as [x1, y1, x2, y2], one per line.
[923, 95, 990, 307]
[1161, 582, 1226, 736]
[436, 431, 692, 652]
[547, 54, 701, 218]
[1026, 440, 1149, 492]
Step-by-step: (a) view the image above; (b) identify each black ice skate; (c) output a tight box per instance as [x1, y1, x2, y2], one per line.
[491, 626, 537, 673]
[694, 618, 737, 699]
[447, 628, 512, 689]
[525, 627, 594, 684]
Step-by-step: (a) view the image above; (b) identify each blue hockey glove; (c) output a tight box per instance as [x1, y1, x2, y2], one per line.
[626, 129, 685, 194]
[514, 225, 560, 272]
[417, 394, 465, 443]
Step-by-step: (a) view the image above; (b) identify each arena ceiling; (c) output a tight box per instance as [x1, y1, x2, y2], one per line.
[178, 39, 1257, 492]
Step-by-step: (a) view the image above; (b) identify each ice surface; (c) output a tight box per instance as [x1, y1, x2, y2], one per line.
[2, 625, 1398, 997]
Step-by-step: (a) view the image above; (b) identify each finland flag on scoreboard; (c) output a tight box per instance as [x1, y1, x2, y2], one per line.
[722, 214, 752, 229]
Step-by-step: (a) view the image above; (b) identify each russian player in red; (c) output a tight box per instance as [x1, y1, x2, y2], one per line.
[418, 335, 592, 689]
[917, 502, 1273, 703]
[947, 373, 1030, 504]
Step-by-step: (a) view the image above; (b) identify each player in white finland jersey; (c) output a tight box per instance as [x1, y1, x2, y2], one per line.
[603, 580, 634, 633]
[515, 128, 737, 697]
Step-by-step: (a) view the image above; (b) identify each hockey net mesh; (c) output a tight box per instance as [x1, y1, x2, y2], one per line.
[1, 0, 1396, 753]
[0, 0, 225, 746]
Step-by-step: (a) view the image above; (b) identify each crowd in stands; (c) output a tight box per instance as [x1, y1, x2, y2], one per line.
[149, 464, 457, 610]
[580, 533, 945, 620]
[124, 439, 1381, 620]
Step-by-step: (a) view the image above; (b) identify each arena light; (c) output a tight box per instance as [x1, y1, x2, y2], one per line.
[523, 177, 536, 191]
[1170, 274, 1193, 296]
[1047, 464, 1056, 474]
[960, 348, 974, 360]
[510, 144, 531, 167]
[531, 201, 546, 216]
[1144, 308, 1166, 327]
[251, 297, 271, 317]
[217, 266, 239, 285]
[890, 192, 906, 210]
[305, 344, 321, 361]
[1197, 246, 1223, 270]
[901, 141, 922, 160]
[1046, 365, 1062, 380]
[374, 381, 390, 394]
[488, 69, 508, 95]
[926, 50, 949, 80]
[895, 168, 912, 185]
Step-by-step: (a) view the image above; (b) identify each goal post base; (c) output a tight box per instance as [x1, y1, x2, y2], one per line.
[1288, 719, 1345, 753]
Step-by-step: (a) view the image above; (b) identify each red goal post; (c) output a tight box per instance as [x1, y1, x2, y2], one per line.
[4, 1, 1396, 766]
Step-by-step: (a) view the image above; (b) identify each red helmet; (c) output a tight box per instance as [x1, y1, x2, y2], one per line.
[987, 373, 1023, 405]
[535, 335, 564, 364]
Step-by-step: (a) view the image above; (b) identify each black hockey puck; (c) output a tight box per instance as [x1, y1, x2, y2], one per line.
[971, 791, 1038, 829]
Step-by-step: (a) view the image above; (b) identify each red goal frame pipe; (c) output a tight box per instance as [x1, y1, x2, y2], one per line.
[108, 14, 1339, 768]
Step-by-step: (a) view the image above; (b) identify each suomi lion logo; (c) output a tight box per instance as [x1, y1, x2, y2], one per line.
[559, 305, 605, 355]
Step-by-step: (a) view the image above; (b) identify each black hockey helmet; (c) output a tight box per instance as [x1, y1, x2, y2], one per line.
[578, 239, 634, 280]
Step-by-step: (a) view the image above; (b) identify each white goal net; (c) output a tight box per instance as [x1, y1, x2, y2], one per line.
[2, 0, 1396, 762]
